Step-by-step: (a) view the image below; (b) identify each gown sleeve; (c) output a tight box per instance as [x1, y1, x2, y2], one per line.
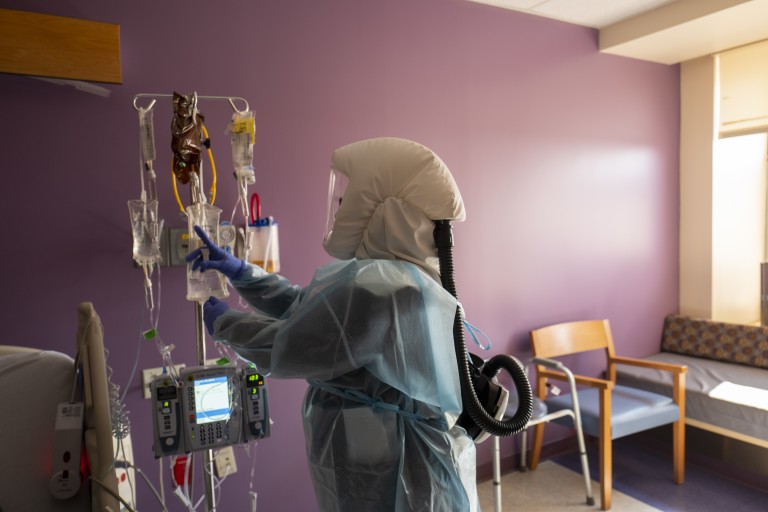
[213, 260, 461, 415]
[213, 260, 383, 379]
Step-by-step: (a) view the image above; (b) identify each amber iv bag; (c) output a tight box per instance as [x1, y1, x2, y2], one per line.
[186, 203, 229, 302]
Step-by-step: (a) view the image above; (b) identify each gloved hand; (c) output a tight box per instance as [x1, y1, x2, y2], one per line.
[186, 225, 245, 280]
[203, 296, 230, 335]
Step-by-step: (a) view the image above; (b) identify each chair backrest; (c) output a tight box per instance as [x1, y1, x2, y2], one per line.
[530, 319, 616, 363]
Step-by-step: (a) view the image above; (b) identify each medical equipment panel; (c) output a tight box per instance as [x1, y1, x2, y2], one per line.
[180, 366, 242, 452]
[240, 366, 270, 441]
[48, 402, 84, 499]
[151, 375, 184, 458]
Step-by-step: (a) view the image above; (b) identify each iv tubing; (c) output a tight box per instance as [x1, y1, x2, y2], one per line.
[172, 166, 184, 212]
[201, 123, 217, 205]
[250, 193, 261, 224]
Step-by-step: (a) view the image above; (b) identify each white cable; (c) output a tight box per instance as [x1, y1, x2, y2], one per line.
[130, 464, 168, 512]
[185, 453, 194, 510]
[88, 476, 136, 512]
[110, 435, 136, 509]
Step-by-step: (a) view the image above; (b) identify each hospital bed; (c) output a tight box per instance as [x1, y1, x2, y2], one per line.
[0, 302, 135, 511]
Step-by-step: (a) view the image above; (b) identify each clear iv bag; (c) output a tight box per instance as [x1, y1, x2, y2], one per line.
[128, 199, 162, 265]
[186, 203, 229, 302]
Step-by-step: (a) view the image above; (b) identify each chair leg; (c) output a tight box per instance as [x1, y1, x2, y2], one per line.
[598, 387, 612, 510]
[529, 422, 545, 471]
[599, 433, 612, 510]
[673, 419, 685, 484]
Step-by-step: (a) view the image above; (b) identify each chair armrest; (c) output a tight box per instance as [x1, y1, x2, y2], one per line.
[609, 355, 686, 414]
[611, 355, 688, 375]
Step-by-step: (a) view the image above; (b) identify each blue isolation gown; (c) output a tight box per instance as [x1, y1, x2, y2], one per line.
[212, 259, 478, 512]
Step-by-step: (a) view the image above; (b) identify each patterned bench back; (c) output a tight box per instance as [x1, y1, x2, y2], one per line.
[662, 314, 768, 370]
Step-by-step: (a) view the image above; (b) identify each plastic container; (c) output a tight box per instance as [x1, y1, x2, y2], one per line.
[246, 193, 280, 273]
[246, 220, 280, 273]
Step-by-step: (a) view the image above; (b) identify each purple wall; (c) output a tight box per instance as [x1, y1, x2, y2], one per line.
[0, 0, 679, 510]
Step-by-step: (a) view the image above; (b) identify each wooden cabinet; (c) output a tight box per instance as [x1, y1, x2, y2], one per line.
[0, 8, 121, 84]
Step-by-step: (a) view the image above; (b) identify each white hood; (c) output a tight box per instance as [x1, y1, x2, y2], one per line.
[323, 137, 465, 281]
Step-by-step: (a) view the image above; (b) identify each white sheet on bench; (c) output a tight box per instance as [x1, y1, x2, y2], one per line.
[710, 382, 768, 411]
[616, 352, 768, 441]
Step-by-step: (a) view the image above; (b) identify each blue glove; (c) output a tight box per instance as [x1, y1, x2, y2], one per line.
[186, 225, 245, 280]
[203, 296, 230, 335]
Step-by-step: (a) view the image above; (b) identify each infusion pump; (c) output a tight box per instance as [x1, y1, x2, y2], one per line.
[151, 365, 270, 458]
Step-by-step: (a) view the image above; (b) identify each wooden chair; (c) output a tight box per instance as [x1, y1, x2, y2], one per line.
[528, 320, 687, 510]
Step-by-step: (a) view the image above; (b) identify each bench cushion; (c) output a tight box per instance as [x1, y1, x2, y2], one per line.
[662, 314, 768, 370]
[616, 352, 768, 441]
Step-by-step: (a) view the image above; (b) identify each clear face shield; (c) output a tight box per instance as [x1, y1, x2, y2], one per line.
[324, 168, 349, 244]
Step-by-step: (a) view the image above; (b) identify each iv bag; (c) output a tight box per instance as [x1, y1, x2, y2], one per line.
[171, 92, 204, 185]
[128, 199, 161, 265]
[186, 203, 229, 302]
[229, 111, 255, 172]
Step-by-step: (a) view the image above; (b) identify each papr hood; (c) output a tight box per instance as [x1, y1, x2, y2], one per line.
[323, 138, 465, 280]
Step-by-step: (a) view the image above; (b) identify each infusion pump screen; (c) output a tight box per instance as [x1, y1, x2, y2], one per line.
[194, 375, 231, 424]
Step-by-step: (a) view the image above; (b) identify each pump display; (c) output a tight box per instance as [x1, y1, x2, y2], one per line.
[179, 366, 242, 452]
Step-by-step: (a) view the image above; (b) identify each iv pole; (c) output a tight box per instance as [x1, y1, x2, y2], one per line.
[133, 92, 250, 512]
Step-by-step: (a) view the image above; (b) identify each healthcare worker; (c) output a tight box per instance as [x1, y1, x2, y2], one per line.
[187, 137, 477, 511]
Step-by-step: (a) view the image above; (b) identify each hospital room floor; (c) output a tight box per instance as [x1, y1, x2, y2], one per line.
[480, 434, 768, 511]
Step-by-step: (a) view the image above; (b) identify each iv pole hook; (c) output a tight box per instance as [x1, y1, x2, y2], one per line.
[132, 93, 250, 113]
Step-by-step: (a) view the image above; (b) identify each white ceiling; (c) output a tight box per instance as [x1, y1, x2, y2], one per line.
[465, 0, 679, 29]
[464, 0, 768, 64]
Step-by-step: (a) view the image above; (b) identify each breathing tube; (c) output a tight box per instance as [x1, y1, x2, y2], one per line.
[434, 220, 533, 439]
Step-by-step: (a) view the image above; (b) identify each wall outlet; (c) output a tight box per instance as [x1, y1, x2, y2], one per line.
[214, 446, 237, 478]
[141, 364, 186, 399]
